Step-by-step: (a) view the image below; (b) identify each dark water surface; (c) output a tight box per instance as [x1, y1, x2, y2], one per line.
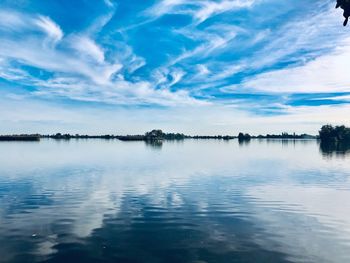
[1, 139, 350, 263]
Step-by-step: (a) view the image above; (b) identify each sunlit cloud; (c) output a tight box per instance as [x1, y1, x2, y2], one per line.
[35, 15, 63, 44]
[0, 0, 349, 133]
[145, 0, 257, 24]
[224, 38, 350, 94]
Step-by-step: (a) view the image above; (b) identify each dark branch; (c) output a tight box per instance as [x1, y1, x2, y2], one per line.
[336, 0, 350, 26]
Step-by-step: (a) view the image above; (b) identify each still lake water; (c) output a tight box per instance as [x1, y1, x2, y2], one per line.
[0, 139, 350, 263]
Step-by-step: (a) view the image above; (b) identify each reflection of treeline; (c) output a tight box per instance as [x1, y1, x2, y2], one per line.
[41, 130, 190, 141]
[319, 125, 350, 142]
[0, 135, 40, 141]
[43, 133, 120, 140]
[191, 135, 235, 140]
[237, 132, 315, 141]
[320, 140, 350, 156]
[259, 133, 315, 139]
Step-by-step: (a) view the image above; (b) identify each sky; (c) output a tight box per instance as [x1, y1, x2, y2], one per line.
[0, 0, 350, 135]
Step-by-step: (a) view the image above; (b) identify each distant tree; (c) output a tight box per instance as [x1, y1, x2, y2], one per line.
[319, 124, 350, 142]
[238, 132, 251, 141]
[145, 130, 164, 140]
[319, 125, 336, 141]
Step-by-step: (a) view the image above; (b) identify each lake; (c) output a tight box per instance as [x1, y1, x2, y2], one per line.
[0, 139, 350, 263]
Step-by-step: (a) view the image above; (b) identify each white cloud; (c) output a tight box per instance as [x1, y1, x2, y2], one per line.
[208, 64, 243, 83]
[2, 88, 350, 135]
[231, 38, 350, 93]
[104, 0, 114, 8]
[0, 38, 121, 85]
[0, 10, 28, 31]
[35, 15, 63, 43]
[145, 0, 187, 18]
[69, 35, 105, 63]
[2, 1, 350, 131]
[0, 58, 31, 81]
[193, 0, 256, 24]
[168, 68, 186, 87]
[197, 64, 210, 75]
[0, 11, 63, 45]
[0, 10, 202, 106]
[169, 24, 239, 66]
[146, 0, 257, 24]
[319, 94, 350, 101]
[248, 5, 345, 70]
[107, 42, 146, 74]
[86, 8, 116, 35]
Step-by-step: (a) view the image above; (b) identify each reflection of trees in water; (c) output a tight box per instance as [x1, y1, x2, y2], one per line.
[238, 139, 251, 147]
[320, 141, 350, 157]
[145, 140, 163, 149]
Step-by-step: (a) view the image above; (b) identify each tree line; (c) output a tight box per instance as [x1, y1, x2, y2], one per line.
[2, 126, 350, 142]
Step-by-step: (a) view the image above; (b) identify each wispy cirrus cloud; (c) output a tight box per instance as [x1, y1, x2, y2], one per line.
[145, 0, 257, 24]
[103, 0, 114, 8]
[0, 8, 202, 106]
[229, 38, 350, 94]
[0, 10, 63, 42]
[1, 0, 350, 133]
[69, 35, 105, 63]
[0, 10, 28, 30]
[192, 0, 256, 24]
[35, 15, 63, 44]
[168, 24, 241, 66]
[220, 2, 349, 95]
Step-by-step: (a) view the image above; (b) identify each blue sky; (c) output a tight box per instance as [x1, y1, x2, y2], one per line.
[0, 0, 350, 135]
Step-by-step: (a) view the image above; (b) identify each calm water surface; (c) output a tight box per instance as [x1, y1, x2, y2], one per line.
[1, 139, 350, 263]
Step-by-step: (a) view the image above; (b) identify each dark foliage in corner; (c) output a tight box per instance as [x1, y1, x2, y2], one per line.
[336, 0, 350, 26]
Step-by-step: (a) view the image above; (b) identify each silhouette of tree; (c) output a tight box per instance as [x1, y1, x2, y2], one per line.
[238, 132, 251, 142]
[145, 129, 164, 140]
[336, 0, 350, 26]
[319, 124, 350, 142]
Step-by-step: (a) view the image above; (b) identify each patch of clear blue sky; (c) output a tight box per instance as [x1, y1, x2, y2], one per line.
[0, 0, 349, 133]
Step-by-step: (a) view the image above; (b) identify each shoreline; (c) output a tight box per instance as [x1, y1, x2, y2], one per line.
[0, 135, 319, 142]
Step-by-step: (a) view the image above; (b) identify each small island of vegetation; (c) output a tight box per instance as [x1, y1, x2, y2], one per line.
[118, 130, 188, 141]
[238, 133, 251, 142]
[318, 125, 350, 156]
[319, 125, 350, 142]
